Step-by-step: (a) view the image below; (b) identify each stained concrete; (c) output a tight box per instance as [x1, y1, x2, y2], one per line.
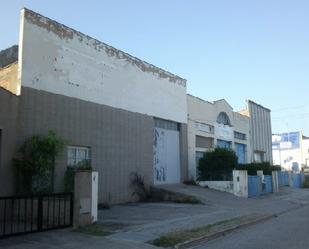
[0, 45, 18, 68]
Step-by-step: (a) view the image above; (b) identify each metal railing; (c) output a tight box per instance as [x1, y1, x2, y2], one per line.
[0, 192, 73, 238]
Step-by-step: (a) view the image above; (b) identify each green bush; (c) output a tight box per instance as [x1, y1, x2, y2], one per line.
[236, 162, 281, 175]
[14, 130, 66, 194]
[197, 148, 238, 181]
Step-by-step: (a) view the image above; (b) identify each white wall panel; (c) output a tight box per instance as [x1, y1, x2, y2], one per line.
[19, 9, 187, 123]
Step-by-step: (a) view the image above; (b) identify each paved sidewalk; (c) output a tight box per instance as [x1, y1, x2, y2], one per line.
[101, 185, 309, 243]
[0, 229, 161, 249]
[2, 185, 309, 249]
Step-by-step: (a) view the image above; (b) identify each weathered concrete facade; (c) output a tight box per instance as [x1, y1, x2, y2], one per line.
[240, 100, 273, 163]
[0, 9, 188, 204]
[187, 95, 251, 180]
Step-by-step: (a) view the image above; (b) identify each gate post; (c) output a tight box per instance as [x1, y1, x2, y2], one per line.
[272, 171, 279, 193]
[300, 173, 305, 187]
[73, 170, 99, 228]
[37, 196, 43, 231]
[233, 170, 248, 197]
[288, 171, 293, 187]
[257, 170, 264, 194]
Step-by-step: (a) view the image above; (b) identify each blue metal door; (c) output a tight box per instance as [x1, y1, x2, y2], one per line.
[248, 176, 260, 197]
[293, 173, 301, 188]
[263, 175, 273, 194]
[278, 171, 289, 186]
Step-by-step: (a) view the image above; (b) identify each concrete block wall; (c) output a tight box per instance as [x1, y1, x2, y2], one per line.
[0, 88, 19, 196]
[16, 87, 155, 204]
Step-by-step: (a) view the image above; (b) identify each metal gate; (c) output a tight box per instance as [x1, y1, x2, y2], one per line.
[262, 175, 273, 194]
[248, 175, 260, 197]
[293, 174, 301, 188]
[0, 192, 73, 238]
[278, 171, 289, 186]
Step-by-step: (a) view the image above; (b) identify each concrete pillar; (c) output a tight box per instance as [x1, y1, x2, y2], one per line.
[257, 170, 264, 193]
[288, 171, 293, 187]
[272, 171, 279, 193]
[233, 170, 248, 198]
[74, 170, 98, 228]
[300, 173, 305, 187]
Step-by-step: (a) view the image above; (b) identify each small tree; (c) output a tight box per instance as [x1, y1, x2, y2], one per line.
[197, 147, 238, 181]
[14, 130, 66, 194]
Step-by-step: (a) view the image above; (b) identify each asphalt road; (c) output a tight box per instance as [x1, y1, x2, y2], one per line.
[196, 205, 309, 249]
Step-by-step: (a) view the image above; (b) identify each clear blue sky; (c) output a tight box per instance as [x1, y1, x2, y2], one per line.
[1, 0, 309, 135]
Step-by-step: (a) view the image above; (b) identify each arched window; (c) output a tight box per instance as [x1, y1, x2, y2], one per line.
[217, 112, 231, 126]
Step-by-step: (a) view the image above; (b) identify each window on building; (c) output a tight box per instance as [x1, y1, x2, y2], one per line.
[217, 139, 232, 149]
[235, 143, 246, 164]
[195, 136, 214, 149]
[234, 131, 246, 140]
[67, 146, 91, 168]
[216, 112, 231, 126]
[154, 118, 179, 131]
[195, 122, 214, 134]
[254, 151, 264, 163]
[196, 151, 205, 167]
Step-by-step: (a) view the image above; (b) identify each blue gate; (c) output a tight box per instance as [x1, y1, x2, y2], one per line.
[278, 171, 289, 187]
[293, 173, 301, 188]
[248, 176, 260, 197]
[262, 175, 273, 194]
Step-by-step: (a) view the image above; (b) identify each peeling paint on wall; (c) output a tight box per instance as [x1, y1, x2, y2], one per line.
[23, 8, 186, 86]
[20, 8, 187, 123]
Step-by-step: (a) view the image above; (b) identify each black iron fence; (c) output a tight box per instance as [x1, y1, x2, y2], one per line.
[0, 192, 73, 238]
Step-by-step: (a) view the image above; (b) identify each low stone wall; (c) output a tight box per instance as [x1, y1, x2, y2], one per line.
[197, 181, 234, 194]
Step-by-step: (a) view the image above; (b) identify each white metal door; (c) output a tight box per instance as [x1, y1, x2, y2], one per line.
[153, 127, 180, 184]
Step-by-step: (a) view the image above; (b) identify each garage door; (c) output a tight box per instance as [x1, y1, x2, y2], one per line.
[153, 119, 180, 184]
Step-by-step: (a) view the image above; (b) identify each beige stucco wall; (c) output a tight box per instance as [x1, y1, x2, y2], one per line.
[0, 63, 20, 95]
[187, 95, 251, 180]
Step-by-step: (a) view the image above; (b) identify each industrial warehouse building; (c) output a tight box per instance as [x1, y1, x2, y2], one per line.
[0, 9, 188, 204]
[0, 9, 274, 204]
[187, 95, 273, 180]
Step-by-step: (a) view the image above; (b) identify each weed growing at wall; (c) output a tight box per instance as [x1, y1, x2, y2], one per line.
[14, 130, 66, 194]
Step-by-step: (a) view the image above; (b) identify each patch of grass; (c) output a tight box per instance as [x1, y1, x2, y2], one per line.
[150, 216, 257, 247]
[74, 224, 112, 236]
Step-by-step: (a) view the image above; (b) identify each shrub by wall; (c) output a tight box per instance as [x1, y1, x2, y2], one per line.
[197, 148, 238, 181]
[236, 162, 281, 175]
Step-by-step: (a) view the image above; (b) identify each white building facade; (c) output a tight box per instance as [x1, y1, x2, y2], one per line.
[187, 95, 251, 180]
[272, 132, 309, 171]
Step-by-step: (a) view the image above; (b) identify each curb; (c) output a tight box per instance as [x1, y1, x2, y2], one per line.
[174, 214, 274, 249]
